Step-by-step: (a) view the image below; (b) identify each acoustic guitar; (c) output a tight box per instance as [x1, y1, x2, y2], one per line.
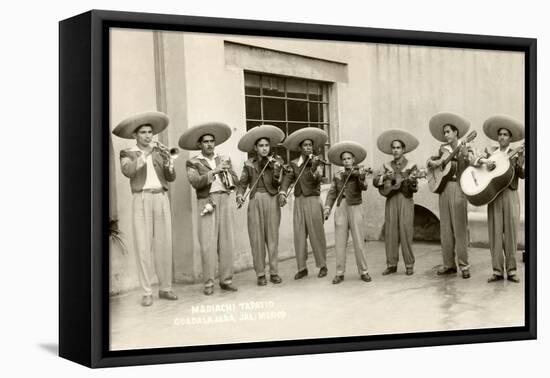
[378, 166, 427, 198]
[460, 143, 525, 206]
[427, 131, 477, 193]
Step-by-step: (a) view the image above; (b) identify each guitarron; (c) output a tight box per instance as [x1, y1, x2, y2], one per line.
[460, 144, 524, 206]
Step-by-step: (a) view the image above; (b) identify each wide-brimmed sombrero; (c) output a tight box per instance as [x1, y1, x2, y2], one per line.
[377, 128, 419, 155]
[178, 122, 232, 150]
[112, 111, 169, 139]
[483, 115, 524, 142]
[238, 124, 285, 153]
[429, 112, 471, 142]
[327, 141, 367, 166]
[283, 127, 328, 152]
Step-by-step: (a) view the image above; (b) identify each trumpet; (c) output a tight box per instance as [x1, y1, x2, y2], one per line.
[153, 141, 180, 162]
[218, 155, 236, 192]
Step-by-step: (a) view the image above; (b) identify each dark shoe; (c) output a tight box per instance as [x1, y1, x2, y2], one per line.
[461, 270, 471, 279]
[437, 267, 458, 275]
[203, 286, 214, 296]
[487, 274, 504, 283]
[360, 273, 372, 282]
[507, 274, 520, 283]
[141, 295, 153, 307]
[269, 274, 282, 284]
[220, 283, 238, 292]
[257, 276, 267, 286]
[406, 267, 414, 276]
[159, 290, 178, 300]
[382, 266, 397, 275]
[318, 266, 328, 278]
[294, 269, 308, 280]
[332, 275, 344, 284]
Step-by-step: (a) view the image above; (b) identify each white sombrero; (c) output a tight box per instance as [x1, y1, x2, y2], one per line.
[238, 124, 285, 153]
[377, 129, 419, 155]
[112, 111, 169, 139]
[429, 112, 471, 143]
[178, 122, 232, 151]
[483, 115, 524, 142]
[283, 127, 328, 152]
[327, 141, 367, 166]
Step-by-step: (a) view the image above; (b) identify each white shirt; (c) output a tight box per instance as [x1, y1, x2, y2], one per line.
[196, 152, 225, 193]
[131, 146, 163, 190]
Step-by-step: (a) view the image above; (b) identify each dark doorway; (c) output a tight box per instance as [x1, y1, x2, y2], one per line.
[379, 204, 440, 242]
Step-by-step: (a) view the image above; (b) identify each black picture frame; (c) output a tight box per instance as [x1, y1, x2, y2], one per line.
[59, 9, 537, 368]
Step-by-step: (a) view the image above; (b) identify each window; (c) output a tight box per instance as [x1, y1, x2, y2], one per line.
[244, 72, 332, 182]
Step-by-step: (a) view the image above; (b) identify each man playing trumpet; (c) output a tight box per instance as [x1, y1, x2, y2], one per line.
[112, 111, 178, 307]
[236, 125, 285, 286]
[179, 122, 239, 296]
[279, 127, 329, 280]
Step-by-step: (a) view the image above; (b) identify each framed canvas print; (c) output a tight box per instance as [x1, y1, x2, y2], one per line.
[59, 9, 537, 368]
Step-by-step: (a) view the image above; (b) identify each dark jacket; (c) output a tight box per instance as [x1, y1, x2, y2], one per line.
[185, 155, 239, 199]
[280, 155, 324, 197]
[325, 169, 368, 209]
[237, 155, 284, 199]
[120, 148, 176, 193]
[426, 143, 475, 191]
[477, 146, 525, 190]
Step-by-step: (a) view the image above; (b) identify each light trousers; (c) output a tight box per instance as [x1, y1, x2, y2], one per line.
[334, 201, 368, 275]
[293, 195, 327, 271]
[132, 191, 173, 295]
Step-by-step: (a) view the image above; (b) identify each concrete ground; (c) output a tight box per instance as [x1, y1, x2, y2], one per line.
[109, 241, 524, 351]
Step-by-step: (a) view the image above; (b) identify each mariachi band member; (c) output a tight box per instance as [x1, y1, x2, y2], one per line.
[324, 141, 372, 284]
[427, 112, 476, 279]
[236, 125, 286, 286]
[279, 127, 329, 280]
[474, 115, 525, 283]
[179, 122, 239, 296]
[112, 111, 178, 307]
[373, 129, 420, 276]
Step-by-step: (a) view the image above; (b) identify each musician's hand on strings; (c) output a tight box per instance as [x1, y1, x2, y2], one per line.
[323, 207, 331, 220]
[427, 159, 441, 169]
[236, 195, 245, 206]
[278, 193, 287, 207]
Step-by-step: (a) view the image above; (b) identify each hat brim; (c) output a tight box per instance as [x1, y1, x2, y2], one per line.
[327, 141, 367, 166]
[377, 129, 419, 155]
[283, 127, 328, 152]
[483, 115, 524, 142]
[112, 111, 169, 139]
[178, 122, 232, 150]
[238, 125, 285, 153]
[429, 112, 471, 143]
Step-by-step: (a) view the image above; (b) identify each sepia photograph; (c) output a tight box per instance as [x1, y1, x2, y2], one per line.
[108, 26, 527, 351]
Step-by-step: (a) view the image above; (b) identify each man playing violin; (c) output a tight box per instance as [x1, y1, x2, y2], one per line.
[236, 125, 285, 286]
[324, 141, 371, 284]
[474, 115, 525, 283]
[112, 111, 178, 307]
[373, 129, 420, 276]
[279, 127, 329, 280]
[427, 112, 476, 279]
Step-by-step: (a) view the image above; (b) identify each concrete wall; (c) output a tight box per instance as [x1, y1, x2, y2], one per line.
[109, 29, 525, 295]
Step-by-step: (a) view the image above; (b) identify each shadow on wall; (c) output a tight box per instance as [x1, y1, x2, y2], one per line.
[379, 205, 441, 242]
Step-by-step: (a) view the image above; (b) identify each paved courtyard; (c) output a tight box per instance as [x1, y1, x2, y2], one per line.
[110, 241, 524, 351]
